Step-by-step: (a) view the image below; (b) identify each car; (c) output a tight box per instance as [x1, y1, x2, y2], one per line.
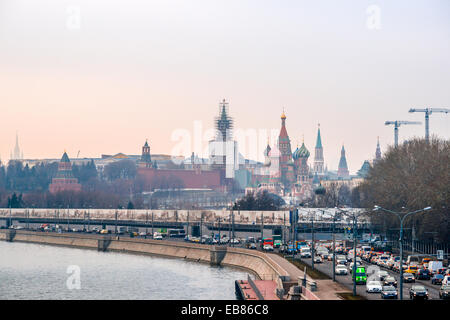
[431, 274, 444, 285]
[381, 285, 398, 299]
[313, 256, 323, 263]
[336, 255, 347, 265]
[366, 280, 383, 293]
[153, 232, 163, 240]
[409, 285, 429, 300]
[249, 243, 257, 250]
[439, 285, 450, 300]
[300, 248, 312, 258]
[335, 264, 348, 275]
[383, 276, 398, 287]
[403, 273, 415, 283]
[405, 265, 419, 275]
[349, 261, 362, 272]
[220, 237, 229, 244]
[263, 244, 274, 251]
[416, 268, 431, 280]
[100, 229, 109, 234]
[376, 270, 389, 281]
[230, 238, 240, 244]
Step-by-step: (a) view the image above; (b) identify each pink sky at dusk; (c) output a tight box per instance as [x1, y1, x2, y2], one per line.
[1, 0, 449, 174]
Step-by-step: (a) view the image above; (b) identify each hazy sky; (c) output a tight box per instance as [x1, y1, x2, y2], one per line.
[1, 0, 449, 173]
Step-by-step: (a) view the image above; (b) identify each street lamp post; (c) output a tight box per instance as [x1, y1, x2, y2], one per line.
[374, 205, 431, 300]
[352, 215, 357, 296]
[311, 212, 315, 270]
[335, 208, 360, 296]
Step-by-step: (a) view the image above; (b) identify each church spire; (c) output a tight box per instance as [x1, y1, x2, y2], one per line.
[313, 123, 324, 175]
[374, 136, 381, 163]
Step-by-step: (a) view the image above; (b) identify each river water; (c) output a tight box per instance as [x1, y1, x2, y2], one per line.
[0, 241, 249, 300]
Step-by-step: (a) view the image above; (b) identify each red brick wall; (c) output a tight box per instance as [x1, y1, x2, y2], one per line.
[137, 168, 222, 189]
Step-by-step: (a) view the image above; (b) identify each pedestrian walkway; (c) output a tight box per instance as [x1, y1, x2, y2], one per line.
[268, 253, 349, 300]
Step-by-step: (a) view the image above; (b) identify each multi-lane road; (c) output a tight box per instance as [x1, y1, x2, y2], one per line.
[298, 255, 442, 300]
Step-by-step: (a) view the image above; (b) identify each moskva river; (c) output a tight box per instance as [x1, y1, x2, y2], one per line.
[0, 241, 249, 299]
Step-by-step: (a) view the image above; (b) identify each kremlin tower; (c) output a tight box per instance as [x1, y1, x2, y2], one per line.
[49, 151, 82, 193]
[139, 140, 152, 168]
[313, 124, 324, 175]
[373, 137, 382, 164]
[337, 145, 350, 178]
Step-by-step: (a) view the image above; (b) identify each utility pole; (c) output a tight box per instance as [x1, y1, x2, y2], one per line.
[311, 212, 315, 270]
[151, 211, 154, 237]
[261, 212, 264, 242]
[352, 216, 357, 297]
[409, 108, 449, 143]
[115, 209, 118, 234]
[374, 205, 432, 300]
[145, 210, 148, 237]
[187, 210, 190, 238]
[332, 213, 336, 282]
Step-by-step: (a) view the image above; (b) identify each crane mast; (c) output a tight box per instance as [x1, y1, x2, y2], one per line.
[385, 120, 421, 147]
[409, 108, 449, 143]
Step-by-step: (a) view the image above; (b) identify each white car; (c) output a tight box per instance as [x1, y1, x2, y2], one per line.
[230, 238, 240, 244]
[335, 264, 348, 275]
[153, 233, 163, 240]
[313, 256, 323, 263]
[349, 261, 362, 271]
[263, 244, 274, 251]
[377, 270, 389, 281]
[366, 280, 383, 293]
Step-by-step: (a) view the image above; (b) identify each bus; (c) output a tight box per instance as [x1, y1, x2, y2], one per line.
[262, 238, 274, 249]
[272, 235, 282, 248]
[354, 266, 367, 284]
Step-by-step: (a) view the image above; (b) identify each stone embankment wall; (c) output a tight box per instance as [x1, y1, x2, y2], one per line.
[0, 230, 289, 281]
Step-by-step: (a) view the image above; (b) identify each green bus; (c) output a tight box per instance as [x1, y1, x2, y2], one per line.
[273, 235, 282, 248]
[354, 266, 367, 284]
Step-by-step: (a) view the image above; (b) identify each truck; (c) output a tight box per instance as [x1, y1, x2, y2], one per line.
[428, 261, 443, 275]
[272, 235, 282, 248]
[296, 240, 308, 251]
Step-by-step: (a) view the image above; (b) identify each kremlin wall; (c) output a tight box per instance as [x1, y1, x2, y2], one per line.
[14, 99, 382, 203]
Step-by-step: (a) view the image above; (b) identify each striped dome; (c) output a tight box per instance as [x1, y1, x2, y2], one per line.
[293, 142, 310, 159]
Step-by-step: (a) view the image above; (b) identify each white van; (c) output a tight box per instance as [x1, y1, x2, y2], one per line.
[300, 247, 311, 258]
[428, 261, 443, 274]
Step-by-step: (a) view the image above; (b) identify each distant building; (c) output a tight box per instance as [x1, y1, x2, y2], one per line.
[208, 99, 239, 179]
[137, 140, 224, 191]
[313, 124, 325, 176]
[373, 137, 382, 164]
[357, 160, 371, 178]
[337, 145, 350, 178]
[10, 132, 23, 161]
[48, 151, 82, 193]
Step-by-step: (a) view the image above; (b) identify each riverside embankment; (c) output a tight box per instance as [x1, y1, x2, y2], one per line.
[0, 229, 288, 282]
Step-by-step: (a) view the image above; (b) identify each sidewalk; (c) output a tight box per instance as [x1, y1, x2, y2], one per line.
[268, 253, 349, 300]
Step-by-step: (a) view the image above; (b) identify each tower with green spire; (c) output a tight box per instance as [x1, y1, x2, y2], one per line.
[313, 124, 324, 175]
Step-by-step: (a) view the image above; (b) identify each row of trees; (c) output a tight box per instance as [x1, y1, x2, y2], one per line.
[358, 137, 449, 244]
[233, 190, 285, 211]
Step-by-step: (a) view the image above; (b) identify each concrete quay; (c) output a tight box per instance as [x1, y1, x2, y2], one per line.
[0, 229, 345, 300]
